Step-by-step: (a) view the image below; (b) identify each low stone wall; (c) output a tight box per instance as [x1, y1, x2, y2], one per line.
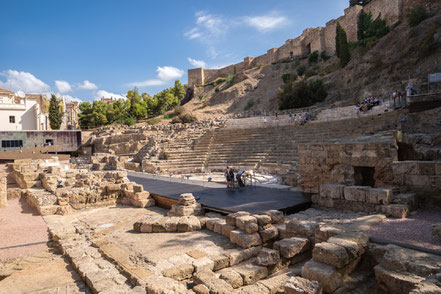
[314, 184, 410, 218]
[299, 135, 398, 193]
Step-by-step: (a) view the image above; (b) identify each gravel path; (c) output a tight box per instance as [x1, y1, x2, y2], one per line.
[366, 207, 441, 251]
[0, 198, 49, 261]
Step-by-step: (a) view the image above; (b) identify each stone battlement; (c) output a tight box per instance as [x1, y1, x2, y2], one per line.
[188, 0, 422, 87]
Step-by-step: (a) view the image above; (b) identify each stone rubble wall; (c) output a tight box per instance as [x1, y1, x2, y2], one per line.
[392, 161, 441, 193]
[314, 184, 411, 218]
[10, 158, 155, 216]
[299, 135, 398, 194]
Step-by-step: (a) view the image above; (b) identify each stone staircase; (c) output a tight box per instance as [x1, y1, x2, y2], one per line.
[150, 109, 405, 181]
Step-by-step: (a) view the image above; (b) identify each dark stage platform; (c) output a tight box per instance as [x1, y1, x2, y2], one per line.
[128, 173, 311, 214]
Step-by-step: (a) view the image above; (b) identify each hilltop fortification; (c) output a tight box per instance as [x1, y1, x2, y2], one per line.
[188, 0, 431, 87]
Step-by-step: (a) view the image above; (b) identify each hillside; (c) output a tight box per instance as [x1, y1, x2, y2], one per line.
[181, 8, 441, 119]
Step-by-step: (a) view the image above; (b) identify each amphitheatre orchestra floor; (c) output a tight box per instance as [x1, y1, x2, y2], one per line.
[128, 173, 311, 214]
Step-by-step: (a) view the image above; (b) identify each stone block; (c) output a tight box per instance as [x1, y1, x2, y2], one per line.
[193, 257, 214, 273]
[230, 230, 262, 248]
[245, 222, 259, 234]
[264, 210, 285, 224]
[209, 254, 229, 271]
[206, 218, 220, 231]
[320, 184, 345, 199]
[386, 204, 409, 218]
[213, 219, 226, 235]
[132, 191, 150, 201]
[257, 273, 290, 294]
[193, 284, 209, 294]
[259, 226, 279, 243]
[366, 188, 392, 205]
[219, 269, 243, 289]
[301, 260, 343, 293]
[432, 223, 441, 239]
[161, 263, 194, 281]
[234, 260, 268, 285]
[221, 224, 235, 238]
[236, 216, 257, 231]
[273, 237, 309, 259]
[312, 242, 349, 269]
[178, 193, 196, 206]
[144, 275, 190, 294]
[285, 276, 322, 294]
[225, 247, 262, 266]
[193, 270, 234, 293]
[286, 219, 319, 238]
[315, 225, 344, 242]
[344, 186, 368, 202]
[255, 214, 272, 227]
[374, 265, 424, 294]
[256, 248, 280, 266]
[177, 216, 201, 232]
[132, 184, 143, 193]
[435, 163, 441, 175]
[234, 284, 270, 293]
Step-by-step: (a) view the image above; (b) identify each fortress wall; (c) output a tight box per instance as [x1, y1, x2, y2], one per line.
[364, 0, 403, 25]
[188, 0, 422, 86]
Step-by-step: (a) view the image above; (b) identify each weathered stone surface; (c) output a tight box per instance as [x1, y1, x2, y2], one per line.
[320, 184, 345, 199]
[433, 223, 441, 239]
[273, 237, 309, 258]
[193, 257, 214, 273]
[193, 270, 234, 293]
[386, 204, 409, 218]
[229, 230, 262, 249]
[209, 254, 229, 271]
[0, 175, 7, 208]
[193, 284, 210, 294]
[256, 248, 280, 266]
[144, 275, 191, 294]
[375, 265, 424, 294]
[244, 222, 259, 234]
[259, 226, 279, 243]
[301, 260, 343, 293]
[285, 276, 322, 294]
[255, 215, 272, 227]
[264, 210, 285, 224]
[219, 270, 243, 289]
[225, 246, 262, 266]
[312, 242, 349, 269]
[234, 260, 269, 285]
[257, 273, 290, 294]
[178, 193, 196, 205]
[236, 216, 257, 231]
[161, 264, 194, 281]
[234, 283, 270, 294]
[367, 188, 392, 205]
[221, 224, 235, 238]
[344, 186, 368, 202]
[286, 219, 319, 238]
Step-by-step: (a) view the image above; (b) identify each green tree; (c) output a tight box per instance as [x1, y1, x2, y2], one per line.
[358, 11, 389, 41]
[278, 79, 328, 110]
[78, 102, 93, 129]
[336, 23, 351, 67]
[172, 80, 186, 102]
[91, 101, 108, 127]
[49, 94, 64, 130]
[111, 99, 129, 123]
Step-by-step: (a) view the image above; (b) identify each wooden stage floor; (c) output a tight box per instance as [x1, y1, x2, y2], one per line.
[128, 173, 311, 214]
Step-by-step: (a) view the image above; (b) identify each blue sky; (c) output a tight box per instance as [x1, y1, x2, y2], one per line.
[0, 0, 348, 102]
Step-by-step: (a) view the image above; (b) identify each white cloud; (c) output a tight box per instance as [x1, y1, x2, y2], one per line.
[244, 14, 288, 32]
[55, 80, 72, 93]
[157, 66, 184, 81]
[128, 66, 184, 88]
[62, 94, 83, 103]
[94, 90, 126, 101]
[0, 70, 50, 93]
[188, 57, 206, 68]
[78, 80, 98, 90]
[184, 11, 225, 42]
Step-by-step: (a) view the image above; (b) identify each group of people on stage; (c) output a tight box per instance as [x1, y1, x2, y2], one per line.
[225, 167, 245, 188]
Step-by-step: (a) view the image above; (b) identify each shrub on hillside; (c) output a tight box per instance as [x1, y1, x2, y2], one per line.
[308, 51, 319, 64]
[278, 79, 327, 110]
[244, 99, 255, 111]
[173, 105, 185, 116]
[320, 51, 330, 61]
[282, 73, 296, 84]
[407, 5, 428, 27]
[124, 116, 136, 126]
[147, 117, 161, 125]
[296, 64, 307, 76]
[420, 25, 437, 56]
[171, 113, 198, 124]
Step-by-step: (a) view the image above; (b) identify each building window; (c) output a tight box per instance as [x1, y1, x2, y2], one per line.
[9, 116, 15, 123]
[2, 140, 23, 148]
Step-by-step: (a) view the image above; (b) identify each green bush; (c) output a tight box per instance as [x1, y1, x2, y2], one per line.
[244, 99, 255, 111]
[305, 69, 317, 78]
[223, 74, 235, 90]
[296, 64, 307, 76]
[278, 79, 327, 110]
[173, 105, 185, 116]
[358, 11, 389, 41]
[282, 73, 294, 84]
[215, 87, 220, 93]
[407, 5, 427, 27]
[124, 116, 136, 126]
[320, 52, 330, 61]
[308, 51, 319, 64]
[171, 113, 198, 124]
[420, 26, 437, 56]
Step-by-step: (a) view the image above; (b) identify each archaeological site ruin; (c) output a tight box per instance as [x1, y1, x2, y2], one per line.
[1, 0, 441, 293]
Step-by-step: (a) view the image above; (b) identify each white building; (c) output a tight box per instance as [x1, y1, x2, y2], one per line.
[0, 88, 49, 131]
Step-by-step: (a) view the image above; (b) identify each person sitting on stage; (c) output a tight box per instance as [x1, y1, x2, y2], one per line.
[225, 167, 230, 188]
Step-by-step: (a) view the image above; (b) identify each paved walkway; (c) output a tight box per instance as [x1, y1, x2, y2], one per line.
[0, 198, 50, 261]
[128, 173, 311, 214]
